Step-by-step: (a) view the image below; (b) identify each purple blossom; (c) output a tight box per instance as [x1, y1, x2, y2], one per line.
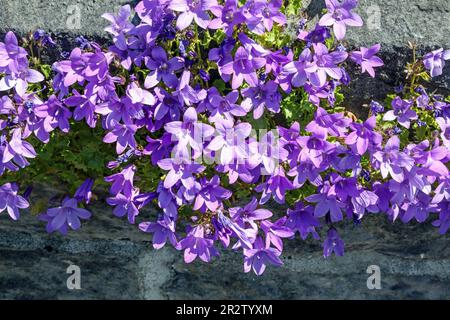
[208, 39, 235, 82]
[179, 225, 218, 263]
[261, 217, 294, 251]
[370, 100, 384, 114]
[153, 87, 183, 124]
[169, 0, 217, 30]
[209, 0, 245, 36]
[409, 140, 449, 177]
[215, 210, 254, 249]
[308, 43, 348, 87]
[103, 122, 138, 154]
[39, 198, 91, 235]
[351, 189, 379, 218]
[0, 183, 29, 220]
[208, 89, 248, 122]
[106, 189, 141, 224]
[165, 106, 214, 159]
[383, 97, 417, 129]
[126, 82, 156, 106]
[0, 66, 45, 97]
[306, 182, 345, 223]
[350, 44, 384, 77]
[0, 32, 37, 95]
[298, 24, 331, 44]
[433, 202, 450, 234]
[372, 136, 414, 183]
[104, 165, 136, 198]
[2, 128, 37, 164]
[286, 202, 320, 240]
[229, 197, 273, 228]
[173, 71, 207, 107]
[156, 182, 179, 218]
[74, 178, 94, 204]
[282, 48, 313, 88]
[144, 46, 184, 88]
[345, 116, 382, 155]
[401, 192, 432, 223]
[256, 167, 294, 204]
[193, 175, 232, 213]
[243, 237, 283, 275]
[319, 0, 363, 40]
[296, 133, 335, 169]
[306, 107, 350, 138]
[157, 158, 205, 189]
[244, 0, 286, 35]
[221, 46, 266, 89]
[102, 5, 134, 36]
[64, 89, 98, 128]
[423, 48, 450, 77]
[257, 130, 289, 175]
[436, 117, 450, 150]
[432, 179, 450, 204]
[323, 228, 345, 258]
[207, 121, 252, 166]
[139, 216, 178, 249]
[33, 95, 72, 134]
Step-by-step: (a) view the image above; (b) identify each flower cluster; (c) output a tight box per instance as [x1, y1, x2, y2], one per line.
[0, 0, 449, 276]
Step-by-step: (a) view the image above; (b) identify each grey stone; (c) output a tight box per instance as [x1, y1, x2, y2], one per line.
[0, 0, 132, 36]
[0, 198, 449, 299]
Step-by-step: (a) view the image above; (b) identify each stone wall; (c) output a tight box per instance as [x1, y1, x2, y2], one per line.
[0, 0, 449, 299]
[0, 186, 449, 300]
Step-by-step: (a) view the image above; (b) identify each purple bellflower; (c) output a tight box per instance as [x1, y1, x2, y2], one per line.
[39, 198, 91, 235]
[319, 0, 363, 40]
[0, 182, 29, 221]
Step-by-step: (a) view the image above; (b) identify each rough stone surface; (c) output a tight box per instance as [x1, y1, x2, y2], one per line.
[0, 190, 449, 300]
[0, 0, 132, 36]
[0, 0, 450, 300]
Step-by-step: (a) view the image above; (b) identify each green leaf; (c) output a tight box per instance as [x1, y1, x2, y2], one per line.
[40, 64, 52, 79]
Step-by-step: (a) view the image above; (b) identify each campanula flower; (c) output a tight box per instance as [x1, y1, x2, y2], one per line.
[209, 0, 245, 36]
[323, 228, 345, 258]
[144, 46, 184, 88]
[193, 175, 232, 213]
[179, 225, 219, 263]
[345, 116, 382, 155]
[319, 0, 363, 40]
[306, 181, 345, 223]
[104, 165, 136, 198]
[74, 178, 94, 204]
[383, 97, 417, 129]
[243, 237, 283, 275]
[423, 48, 450, 77]
[221, 46, 266, 89]
[39, 197, 91, 235]
[350, 44, 384, 77]
[169, 0, 218, 30]
[139, 215, 178, 249]
[0, 182, 29, 220]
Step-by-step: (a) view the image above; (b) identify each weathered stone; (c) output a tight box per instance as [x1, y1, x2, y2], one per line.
[0, 0, 131, 36]
[1, 198, 449, 299]
[0, 0, 449, 300]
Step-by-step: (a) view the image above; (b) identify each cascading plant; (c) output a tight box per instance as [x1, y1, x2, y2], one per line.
[0, 0, 449, 275]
